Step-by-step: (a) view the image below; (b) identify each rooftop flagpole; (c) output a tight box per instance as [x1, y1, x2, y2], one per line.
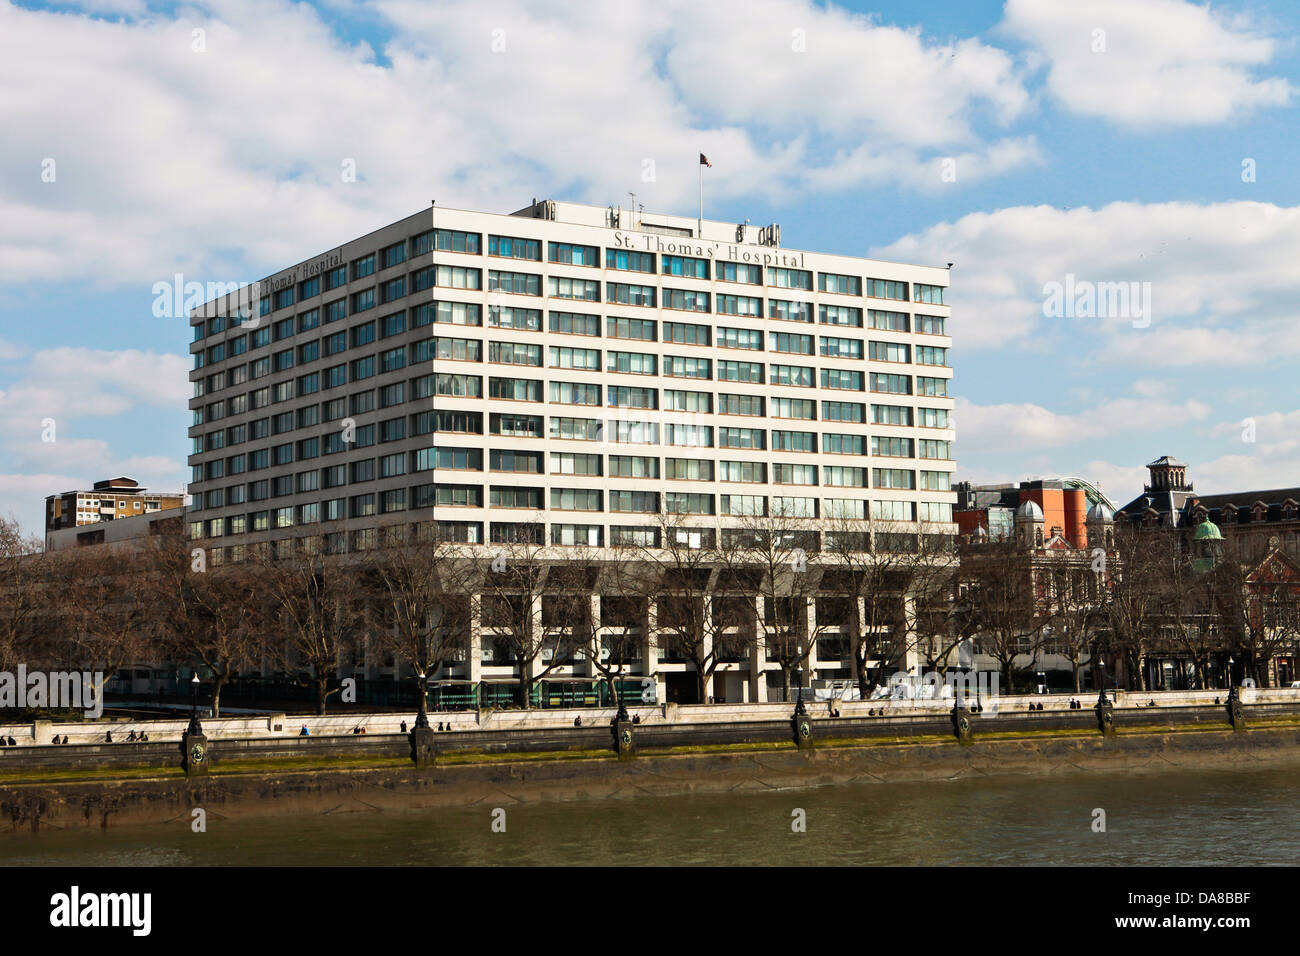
[698, 153, 711, 238]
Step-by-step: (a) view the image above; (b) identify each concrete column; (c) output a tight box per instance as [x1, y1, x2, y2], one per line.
[750, 594, 767, 702]
[644, 598, 660, 701]
[528, 591, 543, 706]
[804, 594, 818, 677]
[901, 592, 924, 674]
[467, 590, 483, 686]
[700, 595, 714, 702]
[588, 592, 601, 683]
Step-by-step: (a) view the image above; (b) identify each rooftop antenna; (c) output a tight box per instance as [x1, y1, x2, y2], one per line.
[627, 192, 637, 228]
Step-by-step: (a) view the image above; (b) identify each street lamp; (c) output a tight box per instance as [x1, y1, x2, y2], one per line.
[414, 669, 429, 729]
[1228, 656, 1235, 690]
[187, 672, 203, 736]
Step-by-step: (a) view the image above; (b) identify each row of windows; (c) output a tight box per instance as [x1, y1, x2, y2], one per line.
[267, 443, 955, 476]
[193, 445, 952, 499]
[195, 330, 951, 408]
[196, 300, 948, 365]
[191, 487, 954, 528]
[197, 337, 948, 397]
[192, 515, 965, 553]
[197, 235, 945, 341]
[193, 380, 954, 435]
[195, 347, 952, 417]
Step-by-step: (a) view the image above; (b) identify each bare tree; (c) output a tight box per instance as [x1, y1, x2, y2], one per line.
[150, 527, 269, 716]
[366, 531, 474, 722]
[59, 546, 156, 707]
[1044, 560, 1106, 692]
[723, 512, 824, 702]
[1159, 542, 1225, 689]
[545, 546, 648, 712]
[959, 538, 1050, 692]
[260, 545, 364, 715]
[477, 533, 578, 709]
[0, 516, 43, 672]
[1212, 538, 1300, 688]
[639, 514, 750, 703]
[822, 518, 948, 699]
[1104, 525, 1167, 691]
[1265, 562, 1300, 686]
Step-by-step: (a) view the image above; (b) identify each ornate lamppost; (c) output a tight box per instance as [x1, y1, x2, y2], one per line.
[791, 664, 812, 751]
[414, 669, 430, 730]
[182, 671, 209, 775]
[187, 672, 202, 736]
[409, 669, 436, 768]
[1095, 655, 1115, 737]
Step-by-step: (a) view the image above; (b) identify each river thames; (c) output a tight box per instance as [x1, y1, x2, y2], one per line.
[3, 766, 1296, 866]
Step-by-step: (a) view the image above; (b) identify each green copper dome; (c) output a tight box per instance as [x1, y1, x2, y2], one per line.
[1192, 520, 1223, 541]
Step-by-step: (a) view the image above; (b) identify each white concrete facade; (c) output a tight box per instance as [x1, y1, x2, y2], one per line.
[186, 198, 956, 703]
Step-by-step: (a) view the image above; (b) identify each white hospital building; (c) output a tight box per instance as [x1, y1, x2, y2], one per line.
[187, 198, 955, 703]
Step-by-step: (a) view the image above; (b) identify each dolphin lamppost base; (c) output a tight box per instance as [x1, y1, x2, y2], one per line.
[1226, 686, 1246, 732]
[791, 694, 813, 751]
[951, 700, 973, 745]
[410, 712, 437, 769]
[180, 735, 210, 776]
[1095, 689, 1116, 737]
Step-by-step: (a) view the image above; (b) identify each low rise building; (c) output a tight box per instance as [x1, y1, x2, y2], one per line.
[45, 477, 184, 551]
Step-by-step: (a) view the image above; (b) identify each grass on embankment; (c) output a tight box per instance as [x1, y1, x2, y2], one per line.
[1, 715, 1296, 789]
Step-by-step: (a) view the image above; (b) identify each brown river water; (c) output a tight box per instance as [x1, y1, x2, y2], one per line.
[2, 765, 1296, 866]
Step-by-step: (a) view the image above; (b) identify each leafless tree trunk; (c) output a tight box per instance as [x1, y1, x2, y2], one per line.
[260, 547, 363, 715]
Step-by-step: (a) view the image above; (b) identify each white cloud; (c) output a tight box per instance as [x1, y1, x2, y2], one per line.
[0, 348, 189, 432]
[1188, 451, 1300, 495]
[954, 393, 1211, 453]
[875, 200, 1300, 363]
[0, 346, 187, 535]
[0, 0, 1039, 287]
[1212, 408, 1300, 446]
[1002, 0, 1292, 126]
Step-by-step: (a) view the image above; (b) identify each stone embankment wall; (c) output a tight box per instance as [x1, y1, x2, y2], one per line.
[3, 719, 1299, 833]
[4, 687, 1297, 746]
[1, 695, 1298, 776]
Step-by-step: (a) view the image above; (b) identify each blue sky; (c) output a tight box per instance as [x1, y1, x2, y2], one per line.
[2, 0, 1300, 536]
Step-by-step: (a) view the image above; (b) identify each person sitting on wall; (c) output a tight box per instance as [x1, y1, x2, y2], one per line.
[299, 725, 309, 736]
[632, 714, 640, 725]
[127, 730, 137, 741]
[400, 720, 408, 733]
[140, 732, 149, 741]
[574, 716, 582, 727]
[105, 731, 113, 742]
